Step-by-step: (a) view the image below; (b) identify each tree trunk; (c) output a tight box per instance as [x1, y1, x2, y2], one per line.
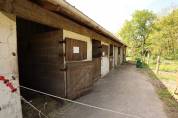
[155, 55, 160, 74]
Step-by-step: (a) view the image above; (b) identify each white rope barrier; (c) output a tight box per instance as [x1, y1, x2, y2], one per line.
[20, 85, 143, 118]
[21, 96, 49, 118]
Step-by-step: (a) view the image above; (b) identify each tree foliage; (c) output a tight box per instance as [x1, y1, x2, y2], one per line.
[149, 9, 178, 59]
[119, 9, 178, 60]
[119, 10, 156, 58]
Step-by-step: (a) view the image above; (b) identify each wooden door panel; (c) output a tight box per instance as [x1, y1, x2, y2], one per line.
[66, 38, 87, 61]
[23, 30, 66, 97]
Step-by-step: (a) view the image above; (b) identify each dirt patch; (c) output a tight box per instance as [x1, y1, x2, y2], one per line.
[21, 91, 64, 118]
[139, 68, 178, 118]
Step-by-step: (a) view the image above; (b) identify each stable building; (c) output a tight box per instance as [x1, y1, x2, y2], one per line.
[0, 0, 126, 118]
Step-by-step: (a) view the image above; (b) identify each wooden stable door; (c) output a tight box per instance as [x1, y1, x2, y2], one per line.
[20, 30, 66, 97]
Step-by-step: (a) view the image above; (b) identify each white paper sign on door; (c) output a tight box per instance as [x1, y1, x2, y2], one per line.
[73, 47, 80, 53]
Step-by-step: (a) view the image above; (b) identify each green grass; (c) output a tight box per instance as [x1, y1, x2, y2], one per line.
[148, 60, 178, 72]
[157, 74, 177, 81]
[157, 88, 178, 110]
[126, 56, 134, 61]
[159, 65, 178, 72]
[148, 63, 156, 69]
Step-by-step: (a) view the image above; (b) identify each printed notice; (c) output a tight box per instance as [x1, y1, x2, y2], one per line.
[73, 47, 80, 53]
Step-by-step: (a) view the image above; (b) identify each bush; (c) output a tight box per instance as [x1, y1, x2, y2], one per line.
[136, 58, 143, 68]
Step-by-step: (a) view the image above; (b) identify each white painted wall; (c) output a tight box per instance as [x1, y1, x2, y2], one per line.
[63, 30, 92, 61]
[0, 12, 22, 118]
[101, 57, 109, 77]
[101, 42, 109, 77]
[120, 46, 124, 64]
[114, 47, 118, 67]
[112, 46, 115, 68]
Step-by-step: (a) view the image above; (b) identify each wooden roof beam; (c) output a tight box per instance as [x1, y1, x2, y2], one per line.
[0, 0, 122, 46]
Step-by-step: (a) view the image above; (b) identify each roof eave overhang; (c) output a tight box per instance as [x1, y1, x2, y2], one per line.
[37, 0, 127, 46]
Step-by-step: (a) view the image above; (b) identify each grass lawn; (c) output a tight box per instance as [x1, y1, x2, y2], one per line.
[147, 59, 178, 99]
[157, 74, 177, 81]
[131, 58, 178, 72]
[149, 60, 178, 72]
[157, 88, 178, 110]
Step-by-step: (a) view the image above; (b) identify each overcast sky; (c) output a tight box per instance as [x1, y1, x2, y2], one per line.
[66, 0, 178, 34]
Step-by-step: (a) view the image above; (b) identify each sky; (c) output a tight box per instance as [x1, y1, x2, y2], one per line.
[66, 0, 178, 34]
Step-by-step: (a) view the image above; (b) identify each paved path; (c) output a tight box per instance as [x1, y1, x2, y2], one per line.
[54, 64, 168, 118]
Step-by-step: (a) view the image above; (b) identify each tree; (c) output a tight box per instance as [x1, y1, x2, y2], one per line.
[148, 9, 178, 73]
[149, 9, 178, 58]
[119, 10, 156, 60]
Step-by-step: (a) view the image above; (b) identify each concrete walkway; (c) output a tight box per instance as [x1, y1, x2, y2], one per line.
[55, 64, 168, 118]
